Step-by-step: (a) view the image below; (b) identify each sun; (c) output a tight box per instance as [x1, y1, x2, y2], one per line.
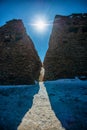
[35, 20, 47, 30]
[31, 18, 48, 32]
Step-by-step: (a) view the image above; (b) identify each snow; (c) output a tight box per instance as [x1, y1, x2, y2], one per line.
[44, 78, 87, 130]
[18, 82, 65, 130]
[0, 84, 39, 130]
[0, 78, 87, 130]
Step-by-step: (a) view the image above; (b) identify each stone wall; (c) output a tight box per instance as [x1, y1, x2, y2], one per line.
[44, 13, 87, 80]
[0, 19, 41, 85]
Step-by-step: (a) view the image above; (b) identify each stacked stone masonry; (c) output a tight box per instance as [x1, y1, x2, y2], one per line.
[44, 13, 87, 80]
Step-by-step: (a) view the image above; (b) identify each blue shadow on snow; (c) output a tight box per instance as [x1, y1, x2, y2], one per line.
[0, 84, 39, 130]
[44, 80, 87, 130]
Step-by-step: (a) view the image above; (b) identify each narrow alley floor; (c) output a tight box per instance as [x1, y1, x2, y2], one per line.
[18, 81, 65, 130]
[18, 67, 65, 130]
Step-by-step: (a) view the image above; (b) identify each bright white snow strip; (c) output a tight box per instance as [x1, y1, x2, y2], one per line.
[18, 82, 65, 130]
[18, 67, 65, 130]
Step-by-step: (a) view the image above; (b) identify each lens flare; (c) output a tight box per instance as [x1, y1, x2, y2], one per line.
[34, 20, 47, 30]
[30, 17, 50, 32]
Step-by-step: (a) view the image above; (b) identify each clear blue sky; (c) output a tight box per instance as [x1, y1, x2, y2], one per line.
[0, 0, 87, 61]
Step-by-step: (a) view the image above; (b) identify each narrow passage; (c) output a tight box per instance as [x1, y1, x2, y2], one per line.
[18, 67, 65, 130]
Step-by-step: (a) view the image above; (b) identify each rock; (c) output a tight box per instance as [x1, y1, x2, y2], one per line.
[44, 13, 87, 80]
[0, 19, 41, 85]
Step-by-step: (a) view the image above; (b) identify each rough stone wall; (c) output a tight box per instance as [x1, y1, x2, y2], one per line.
[0, 19, 41, 85]
[44, 13, 87, 80]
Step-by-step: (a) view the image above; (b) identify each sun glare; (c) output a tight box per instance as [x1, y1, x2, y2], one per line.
[35, 20, 47, 30]
[30, 17, 49, 32]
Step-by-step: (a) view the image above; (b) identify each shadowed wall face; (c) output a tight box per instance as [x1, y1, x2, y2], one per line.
[44, 13, 87, 80]
[0, 19, 41, 85]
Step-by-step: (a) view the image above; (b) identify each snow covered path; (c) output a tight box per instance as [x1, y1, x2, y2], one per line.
[18, 67, 65, 130]
[18, 82, 65, 130]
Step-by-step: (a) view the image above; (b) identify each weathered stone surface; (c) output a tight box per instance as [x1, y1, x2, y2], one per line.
[44, 13, 87, 80]
[0, 19, 41, 85]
